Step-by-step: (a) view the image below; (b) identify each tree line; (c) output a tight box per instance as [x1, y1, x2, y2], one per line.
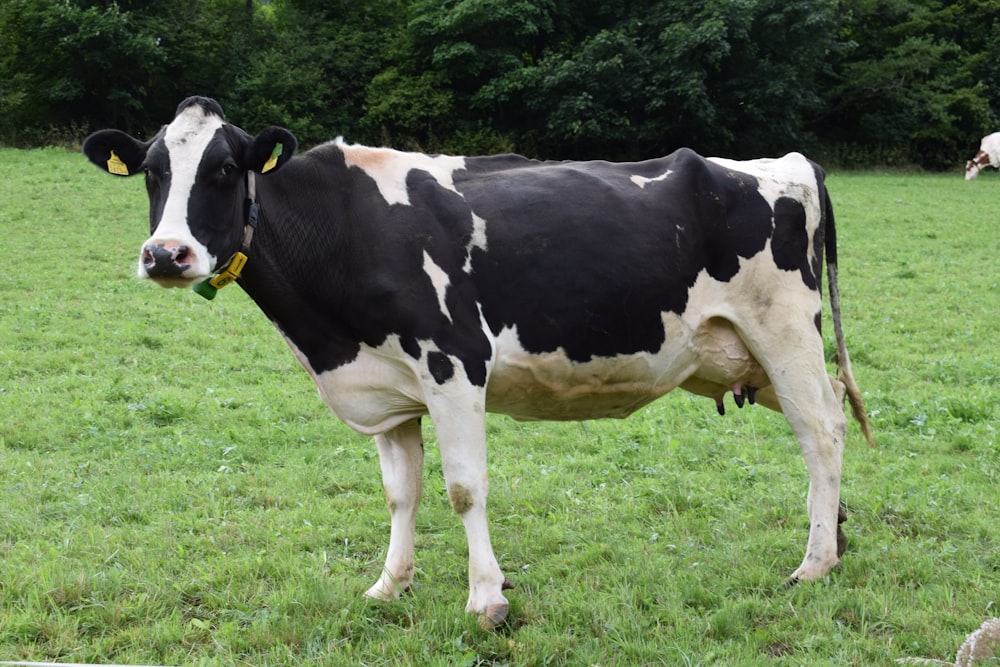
[1, 0, 997, 169]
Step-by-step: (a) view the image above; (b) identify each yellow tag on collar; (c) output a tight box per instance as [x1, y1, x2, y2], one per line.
[208, 251, 248, 289]
[261, 143, 283, 173]
[107, 150, 129, 176]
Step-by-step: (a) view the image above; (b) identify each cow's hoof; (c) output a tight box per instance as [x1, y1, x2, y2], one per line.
[785, 555, 840, 589]
[478, 601, 510, 630]
[364, 579, 406, 602]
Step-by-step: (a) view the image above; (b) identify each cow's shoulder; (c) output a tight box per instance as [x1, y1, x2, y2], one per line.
[329, 138, 466, 207]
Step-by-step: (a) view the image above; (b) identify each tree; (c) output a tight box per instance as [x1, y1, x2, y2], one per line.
[468, 0, 840, 159]
[229, 0, 404, 146]
[0, 0, 262, 143]
[0, 0, 995, 167]
[0, 0, 165, 142]
[817, 0, 997, 168]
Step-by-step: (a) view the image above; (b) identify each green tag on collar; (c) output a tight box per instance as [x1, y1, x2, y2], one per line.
[191, 251, 248, 300]
[193, 280, 218, 300]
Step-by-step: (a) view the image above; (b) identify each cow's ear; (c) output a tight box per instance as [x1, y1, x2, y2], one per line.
[247, 127, 297, 175]
[82, 129, 148, 177]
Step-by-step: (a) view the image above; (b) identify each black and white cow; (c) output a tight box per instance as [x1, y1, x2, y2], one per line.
[83, 96, 873, 629]
[965, 132, 1000, 180]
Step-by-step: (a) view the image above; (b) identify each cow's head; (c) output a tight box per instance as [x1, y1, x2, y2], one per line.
[965, 149, 990, 180]
[83, 96, 296, 287]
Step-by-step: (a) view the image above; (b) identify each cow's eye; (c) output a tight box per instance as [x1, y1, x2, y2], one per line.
[222, 163, 238, 177]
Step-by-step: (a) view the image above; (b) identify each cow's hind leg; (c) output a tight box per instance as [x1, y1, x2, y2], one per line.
[785, 395, 846, 585]
[735, 317, 846, 584]
[366, 418, 424, 601]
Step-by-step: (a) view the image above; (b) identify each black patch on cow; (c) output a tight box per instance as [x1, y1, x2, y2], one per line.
[812, 161, 830, 293]
[399, 168, 492, 386]
[771, 196, 817, 290]
[186, 125, 254, 264]
[427, 351, 455, 384]
[142, 140, 172, 234]
[698, 173, 773, 283]
[401, 336, 421, 361]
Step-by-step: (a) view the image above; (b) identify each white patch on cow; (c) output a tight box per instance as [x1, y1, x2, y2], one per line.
[678, 241, 823, 392]
[335, 138, 467, 207]
[279, 331, 427, 436]
[485, 319, 698, 421]
[140, 104, 225, 278]
[423, 251, 453, 322]
[980, 132, 1000, 167]
[709, 152, 817, 211]
[630, 170, 672, 188]
[463, 213, 488, 273]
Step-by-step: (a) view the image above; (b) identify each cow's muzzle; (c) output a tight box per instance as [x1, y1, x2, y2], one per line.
[141, 241, 194, 280]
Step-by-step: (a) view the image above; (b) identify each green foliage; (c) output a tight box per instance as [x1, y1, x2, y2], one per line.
[0, 0, 997, 167]
[377, 0, 843, 159]
[363, 68, 456, 148]
[0, 0, 165, 141]
[229, 0, 402, 146]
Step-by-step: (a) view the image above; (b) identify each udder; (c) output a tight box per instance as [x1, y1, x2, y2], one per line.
[679, 317, 781, 414]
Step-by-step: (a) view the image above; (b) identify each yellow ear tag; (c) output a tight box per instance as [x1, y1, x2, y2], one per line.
[261, 143, 283, 173]
[107, 150, 129, 176]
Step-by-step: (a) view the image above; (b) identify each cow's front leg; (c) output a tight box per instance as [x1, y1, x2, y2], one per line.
[366, 418, 424, 601]
[434, 407, 509, 629]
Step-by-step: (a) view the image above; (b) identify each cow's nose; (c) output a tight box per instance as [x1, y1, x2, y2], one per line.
[141, 242, 193, 277]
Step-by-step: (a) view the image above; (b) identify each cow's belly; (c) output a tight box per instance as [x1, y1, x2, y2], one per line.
[485, 319, 699, 421]
[282, 307, 770, 433]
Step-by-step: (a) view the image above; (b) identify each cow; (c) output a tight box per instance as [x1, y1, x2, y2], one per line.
[965, 132, 1000, 180]
[83, 96, 873, 629]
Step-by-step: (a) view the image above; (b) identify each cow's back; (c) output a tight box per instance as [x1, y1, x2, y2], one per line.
[455, 149, 804, 358]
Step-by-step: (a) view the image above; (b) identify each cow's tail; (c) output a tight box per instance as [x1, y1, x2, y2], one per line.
[824, 191, 876, 447]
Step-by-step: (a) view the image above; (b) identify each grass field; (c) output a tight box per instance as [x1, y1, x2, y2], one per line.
[0, 147, 998, 666]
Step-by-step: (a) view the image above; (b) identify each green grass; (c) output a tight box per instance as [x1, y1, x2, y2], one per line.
[0, 147, 998, 666]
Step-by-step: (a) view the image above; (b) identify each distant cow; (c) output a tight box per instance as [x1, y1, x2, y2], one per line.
[83, 96, 873, 629]
[966, 132, 1000, 180]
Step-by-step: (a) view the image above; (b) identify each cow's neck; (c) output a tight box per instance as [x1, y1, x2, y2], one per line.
[235, 157, 362, 373]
